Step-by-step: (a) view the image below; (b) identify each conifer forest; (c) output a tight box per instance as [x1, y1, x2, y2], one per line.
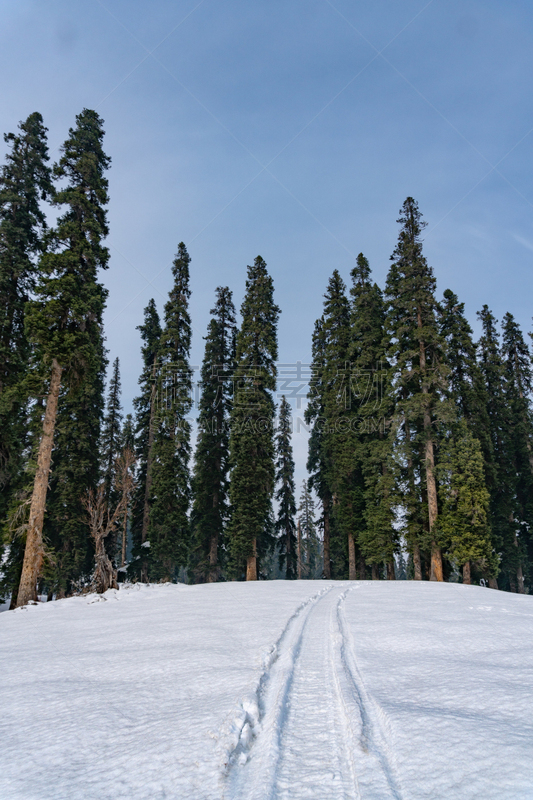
[3, 108, 533, 608]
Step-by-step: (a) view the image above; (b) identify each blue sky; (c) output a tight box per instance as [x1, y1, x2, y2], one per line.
[2, 0, 533, 487]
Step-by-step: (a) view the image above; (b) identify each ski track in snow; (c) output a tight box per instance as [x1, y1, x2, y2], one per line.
[226, 585, 402, 800]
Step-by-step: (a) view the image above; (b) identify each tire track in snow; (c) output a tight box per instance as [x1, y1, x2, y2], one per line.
[225, 585, 404, 800]
[220, 585, 333, 786]
[335, 587, 404, 800]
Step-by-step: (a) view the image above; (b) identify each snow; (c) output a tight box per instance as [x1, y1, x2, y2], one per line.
[1, 581, 532, 799]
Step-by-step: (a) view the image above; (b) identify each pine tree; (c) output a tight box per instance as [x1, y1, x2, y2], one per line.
[228, 256, 280, 580]
[148, 243, 192, 581]
[119, 414, 135, 569]
[297, 480, 321, 578]
[477, 305, 515, 591]
[438, 419, 497, 584]
[305, 317, 333, 577]
[16, 109, 110, 606]
[349, 254, 397, 580]
[385, 198, 449, 582]
[275, 396, 297, 578]
[0, 113, 52, 524]
[439, 290, 494, 481]
[100, 358, 123, 517]
[189, 287, 236, 583]
[131, 299, 162, 581]
[501, 312, 533, 592]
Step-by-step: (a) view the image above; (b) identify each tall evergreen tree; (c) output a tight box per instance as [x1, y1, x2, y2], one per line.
[439, 289, 494, 480]
[305, 317, 333, 577]
[350, 253, 398, 580]
[306, 271, 351, 579]
[385, 198, 449, 582]
[148, 243, 192, 581]
[228, 256, 280, 580]
[297, 479, 321, 578]
[16, 109, 110, 606]
[275, 396, 297, 579]
[438, 419, 497, 584]
[189, 286, 236, 583]
[130, 298, 162, 581]
[100, 357, 123, 516]
[477, 305, 516, 590]
[0, 113, 52, 523]
[501, 312, 533, 592]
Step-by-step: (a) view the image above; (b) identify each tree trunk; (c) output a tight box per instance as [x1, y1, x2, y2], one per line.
[463, 561, 471, 585]
[17, 359, 63, 607]
[348, 533, 357, 580]
[246, 537, 257, 581]
[141, 361, 158, 582]
[386, 560, 396, 580]
[488, 576, 498, 590]
[297, 519, 302, 580]
[208, 533, 218, 583]
[371, 563, 379, 580]
[413, 543, 422, 581]
[323, 494, 331, 579]
[517, 564, 525, 594]
[358, 552, 366, 581]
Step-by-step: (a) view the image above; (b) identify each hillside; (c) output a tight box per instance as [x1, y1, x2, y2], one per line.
[1, 581, 532, 799]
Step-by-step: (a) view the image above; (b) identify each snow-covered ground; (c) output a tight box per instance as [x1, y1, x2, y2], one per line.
[1, 581, 532, 800]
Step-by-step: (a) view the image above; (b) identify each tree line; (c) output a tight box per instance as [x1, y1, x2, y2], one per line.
[1, 110, 532, 607]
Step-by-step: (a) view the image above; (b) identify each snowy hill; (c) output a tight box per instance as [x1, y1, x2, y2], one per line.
[1, 581, 532, 800]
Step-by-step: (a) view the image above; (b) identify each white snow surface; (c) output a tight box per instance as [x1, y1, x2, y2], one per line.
[1, 580, 533, 799]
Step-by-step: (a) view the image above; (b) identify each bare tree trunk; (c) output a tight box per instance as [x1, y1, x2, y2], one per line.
[121, 500, 128, 568]
[246, 540, 257, 581]
[386, 560, 396, 580]
[517, 564, 525, 594]
[207, 535, 219, 583]
[488, 576, 498, 589]
[323, 494, 331, 579]
[348, 533, 357, 580]
[297, 519, 302, 579]
[463, 561, 471, 585]
[371, 563, 379, 580]
[413, 543, 422, 581]
[17, 359, 63, 607]
[417, 326, 443, 583]
[141, 361, 158, 582]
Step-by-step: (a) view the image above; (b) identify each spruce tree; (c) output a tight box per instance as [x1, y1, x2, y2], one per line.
[228, 256, 280, 580]
[148, 243, 192, 581]
[16, 109, 110, 606]
[189, 286, 236, 583]
[501, 312, 533, 592]
[350, 254, 398, 580]
[275, 396, 297, 579]
[130, 299, 162, 581]
[438, 420, 497, 584]
[385, 198, 449, 582]
[477, 305, 515, 590]
[0, 113, 52, 524]
[305, 317, 333, 577]
[297, 479, 321, 578]
[100, 357, 123, 517]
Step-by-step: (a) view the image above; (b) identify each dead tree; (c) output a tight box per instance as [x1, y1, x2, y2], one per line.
[84, 449, 135, 593]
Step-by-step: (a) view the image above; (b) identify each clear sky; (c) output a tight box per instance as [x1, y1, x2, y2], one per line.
[2, 0, 533, 488]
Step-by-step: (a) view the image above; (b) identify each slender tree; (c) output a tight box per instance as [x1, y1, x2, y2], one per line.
[297, 479, 321, 579]
[275, 396, 297, 579]
[189, 287, 236, 583]
[0, 113, 52, 524]
[148, 243, 192, 581]
[16, 109, 110, 606]
[131, 299, 162, 581]
[228, 256, 280, 580]
[100, 357, 123, 526]
[385, 198, 449, 582]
